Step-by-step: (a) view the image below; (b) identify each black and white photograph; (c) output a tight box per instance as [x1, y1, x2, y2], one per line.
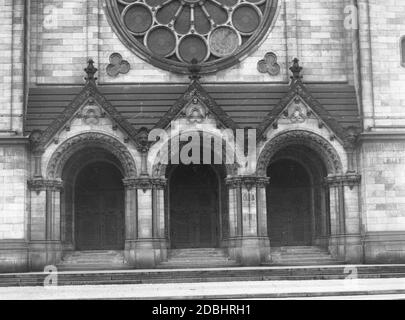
[0, 0, 405, 307]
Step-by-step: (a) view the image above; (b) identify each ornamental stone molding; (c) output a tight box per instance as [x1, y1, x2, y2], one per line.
[28, 179, 63, 192]
[256, 130, 344, 176]
[105, 0, 279, 74]
[325, 174, 361, 190]
[226, 176, 270, 190]
[46, 133, 137, 179]
[123, 177, 167, 191]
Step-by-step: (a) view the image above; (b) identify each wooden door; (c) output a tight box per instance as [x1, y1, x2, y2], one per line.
[75, 162, 124, 251]
[267, 160, 312, 246]
[170, 165, 219, 249]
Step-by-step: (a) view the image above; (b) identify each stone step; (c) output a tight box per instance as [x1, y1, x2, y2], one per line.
[3, 265, 405, 287]
[271, 248, 328, 254]
[272, 252, 333, 257]
[160, 248, 233, 269]
[268, 246, 342, 266]
[58, 251, 126, 270]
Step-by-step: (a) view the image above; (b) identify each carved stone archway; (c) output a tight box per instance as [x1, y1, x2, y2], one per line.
[266, 145, 331, 247]
[256, 130, 343, 177]
[151, 132, 240, 178]
[46, 132, 137, 179]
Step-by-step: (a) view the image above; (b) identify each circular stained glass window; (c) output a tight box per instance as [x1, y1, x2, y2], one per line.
[105, 0, 278, 74]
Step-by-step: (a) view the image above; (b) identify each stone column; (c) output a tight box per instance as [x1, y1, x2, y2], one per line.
[28, 179, 63, 271]
[226, 176, 270, 266]
[123, 177, 167, 269]
[326, 174, 363, 263]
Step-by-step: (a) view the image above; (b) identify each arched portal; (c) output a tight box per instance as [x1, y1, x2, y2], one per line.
[266, 145, 331, 247]
[267, 159, 312, 246]
[74, 161, 125, 250]
[168, 164, 222, 249]
[46, 133, 137, 253]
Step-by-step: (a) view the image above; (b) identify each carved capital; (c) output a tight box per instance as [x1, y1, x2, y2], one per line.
[226, 176, 270, 190]
[325, 174, 361, 190]
[123, 177, 167, 191]
[28, 179, 63, 193]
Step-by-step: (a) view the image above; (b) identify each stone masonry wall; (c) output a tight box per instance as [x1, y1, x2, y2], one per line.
[0, 0, 25, 133]
[29, 0, 354, 85]
[360, 141, 405, 233]
[0, 145, 27, 240]
[363, 0, 405, 128]
[0, 0, 28, 244]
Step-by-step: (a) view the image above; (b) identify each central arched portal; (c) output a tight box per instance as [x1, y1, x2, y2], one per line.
[267, 159, 312, 246]
[168, 164, 222, 249]
[74, 162, 125, 251]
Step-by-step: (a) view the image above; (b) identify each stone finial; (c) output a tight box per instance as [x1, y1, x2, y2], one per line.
[85, 59, 98, 82]
[188, 58, 202, 82]
[290, 58, 303, 81]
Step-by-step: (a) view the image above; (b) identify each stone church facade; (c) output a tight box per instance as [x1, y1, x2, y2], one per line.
[0, 0, 405, 272]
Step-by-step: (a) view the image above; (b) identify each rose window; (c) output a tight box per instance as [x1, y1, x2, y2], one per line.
[106, 0, 278, 74]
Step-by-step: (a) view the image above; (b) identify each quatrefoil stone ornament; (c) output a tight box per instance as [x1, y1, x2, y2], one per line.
[258, 52, 281, 76]
[107, 53, 131, 77]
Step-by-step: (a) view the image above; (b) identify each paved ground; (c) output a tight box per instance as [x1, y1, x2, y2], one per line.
[1, 278, 405, 300]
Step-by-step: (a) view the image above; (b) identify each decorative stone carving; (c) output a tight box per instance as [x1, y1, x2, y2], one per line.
[47, 133, 137, 179]
[343, 126, 361, 150]
[29, 130, 44, 153]
[77, 103, 104, 125]
[154, 80, 239, 132]
[290, 58, 303, 80]
[135, 127, 151, 153]
[326, 174, 361, 190]
[106, 53, 130, 77]
[226, 176, 270, 190]
[256, 130, 343, 176]
[104, 0, 279, 74]
[123, 177, 167, 192]
[258, 52, 281, 77]
[183, 99, 208, 124]
[281, 98, 310, 124]
[28, 179, 63, 193]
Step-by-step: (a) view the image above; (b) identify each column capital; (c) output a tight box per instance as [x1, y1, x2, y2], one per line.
[226, 176, 270, 189]
[28, 179, 63, 192]
[123, 177, 167, 191]
[325, 174, 361, 189]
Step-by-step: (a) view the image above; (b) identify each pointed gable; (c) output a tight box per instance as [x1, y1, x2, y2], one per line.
[30, 61, 141, 152]
[257, 59, 358, 146]
[154, 80, 239, 131]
